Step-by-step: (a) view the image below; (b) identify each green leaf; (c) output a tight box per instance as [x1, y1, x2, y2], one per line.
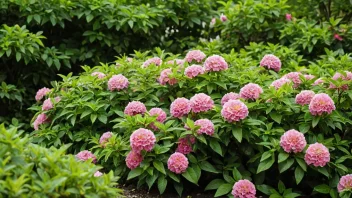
[153, 161, 166, 175]
[98, 114, 107, 124]
[278, 180, 285, 194]
[257, 155, 275, 173]
[190, 17, 201, 25]
[232, 127, 242, 142]
[128, 20, 134, 29]
[90, 114, 97, 124]
[157, 176, 167, 194]
[209, 139, 222, 156]
[299, 123, 310, 133]
[182, 167, 199, 185]
[15, 52, 21, 62]
[317, 167, 329, 178]
[173, 182, 183, 197]
[205, 179, 226, 191]
[86, 14, 94, 22]
[127, 168, 143, 180]
[295, 166, 304, 185]
[312, 116, 320, 128]
[232, 168, 242, 181]
[278, 152, 289, 163]
[270, 112, 282, 124]
[295, 158, 307, 171]
[200, 161, 219, 173]
[257, 184, 274, 195]
[214, 183, 232, 197]
[314, 184, 330, 194]
[260, 151, 272, 162]
[279, 158, 294, 173]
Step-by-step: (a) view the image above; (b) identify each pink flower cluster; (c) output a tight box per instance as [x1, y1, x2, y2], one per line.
[170, 97, 191, 118]
[91, 72, 106, 79]
[221, 100, 249, 122]
[304, 74, 315, 80]
[190, 93, 214, 113]
[221, 92, 240, 106]
[338, 174, 352, 192]
[286, 13, 292, 21]
[329, 72, 352, 90]
[130, 128, 156, 153]
[124, 101, 147, 116]
[194, 119, 214, 136]
[304, 143, 330, 167]
[76, 150, 97, 163]
[167, 152, 189, 174]
[240, 83, 263, 100]
[185, 50, 206, 63]
[220, 14, 227, 22]
[108, 74, 129, 91]
[270, 78, 291, 89]
[149, 108, 167, 130]
[309, 93, 335, 116]
[204, 55, 228, 72]
[176, 135, 196, 155]
[167, 59, 185, 66]
[143, 57, 162, 67]
[94, 171, 103, 177]
[283, 72, 302, 88]
[126, 150, 144, 169]
[280, 129, 307, 153]
[42, 98, 53, 111]
[99, 132, 113, 146]
[295, 90, 315, 106]
[33, 113, 49, 130]
[260, 54, 281, 72]
[184, 65, 204, 78]
[35, 87, 51, 101]
[232, 179, 256, 198]
[159, 68, 177, 85]
[313, 78, 324, 86]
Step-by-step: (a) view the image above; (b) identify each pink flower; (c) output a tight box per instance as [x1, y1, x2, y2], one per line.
[126, 150, 144, 169]
[194, 119, 214, 136]
[210, 18, 216, 27]
[158, 68, 177, 85]
[76, 150, 97, 163]
[295, 90, 315, 106]
[260, 54, 281, 72]
[35, 87, 51, 101]
[42, 98, 53, 111]
[329, 72, 352, 90]
[176, 135, 196, 155]
[167, 59, 185, 66]
[240, 83, 263, 100]
[232, 180, 256, 198]
[280, 129, 307, 153]
[190, 93, 214, 113]
[108, 74, 129, 91]
[334, 34, 343, 41]
[184, 65, 204, 78]
[91, 72, 106, 79]
[304, 74, 315, 80]
[33, 113, 49, 130]
[338, 174, 352, 192]
[270, 78, 291, 89]
[149, 108, 167, 130]
[220, 14, 227, 22]
[304, 143, 330, 167]
[185, 50, 206, 63]
[221, 100, 249, 122]
[167, 152, 189, 174]
[130, 128, 156, 153]
[221, 92, 240, 106]
[124, 101, 147, 116]
[313, 78, 324, 86]
[170, 98, 191, 118]
[127, 57, 133, 62]
[99, 132, 113, 146]
[55, 96, 61, 103]
[94, 171, 103, 177]
[309, 93, 336, 116]
[286, 13, 292, 21]
[204, 55, 228, 72]
[283, 72, 302, 88]
[143, 57, 162, 67]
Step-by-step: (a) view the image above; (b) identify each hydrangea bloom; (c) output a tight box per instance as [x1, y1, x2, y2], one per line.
[167, 59, 185, 66]
[240, 83, 263, 100]
[149, 108, 167, 130]
[232, 180, 256, 198]
[221, 92, 240, 106]
[167, 152, 189, 174]
[329, 72, 352, 90]
[184, 65, 204, 78]
[190, 93, 214, 113]
[76, 150, 97, 163]
[33, 113, 49, 130]
[309, 93, 336, 116]
[158, 68, 177, 85]
[91, 72, 106, 79]
[108, 74, 129, 91]
[185, 50, 206, 63]
[295, 90, 315, 106]
[221, 100, 249, 122]
[304, 74, 315, 80]
[334, 34, 343, 41]
[126, 150, 144, 169]
[99, 132, 113, 146]
[280, 129, 307, 153]
[42, 98, 54, 111]
[220, 14, 227, 22]
[194, 119, 214, 136]
[130, 128, 156, 152]
[338, 174, 352, 192]
[312, 78, 324, 86]
[94, 171, 103, 177]
[204, 55, 228, 72]
[124, 101, 147, 116]
[283, 72, 302, 88]
[170, 98, 191, 118]
[143, 57, 162, 67]
[304, 143, 330, 167]
[286, 13, 292, 21]
[176, 135, 196, 155]
[270, 78, 291, 89]
[55, 96, 61, 103]
[260, 54, 281, 72]
[35, 87, 51, 101]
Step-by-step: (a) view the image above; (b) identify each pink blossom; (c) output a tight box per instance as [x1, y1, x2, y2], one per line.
[55, 96, 61, 103]
[158, 68, 177, 85]
[313, 78, 324, 86]
[280, 129, 307, 153]
[94, 171, 103, 177]
[194, 119, 214, 136]
[286, 13, 292, 21]
[143, 57, 162, 67]
[334, 34, 343, 41]
[260, 54, 281, 72]
[127, 57, 133, 62]
[124, 101, 147, 116]
[204, 55, 228, 72]
[270, 78, 291, 89]
[167, 59, 185, 66]
[149, 108, 167, 130]
[295, 90, 315, 106]
[99, 132, 113, 146]
[220, 14, 227, 22]
[35, 87, 51, 101]
[185, 50, 206, 63]
[304, 143, 330, 167]
[283, 72, 302, 88]
[221, 100, 249, 122]
[232, 180, 256, 198]
[184, 65, 204, 78]
[338, 174, 352, 192]
[130, 128, 156, 153]
[221, 92, 240, 106]
[126, 150, 144, 169]
[170, 98, 191, 118]
[190, 93, 214, 113]
[309, 93, 335, 116]
[42, 98, 53, 111]
[167, 152, 189, 174]
[33, 113, 49, 130]
[210, 18, 216, 27]
[108, 74, 129, 91]
[304, 74, 315, 80]
[176, 135, 196, 155]
[240, 83, 263, 100]
[91, 72, 106, 79]
[76, 150, 97, 163]
[329, 72, 352, 90]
